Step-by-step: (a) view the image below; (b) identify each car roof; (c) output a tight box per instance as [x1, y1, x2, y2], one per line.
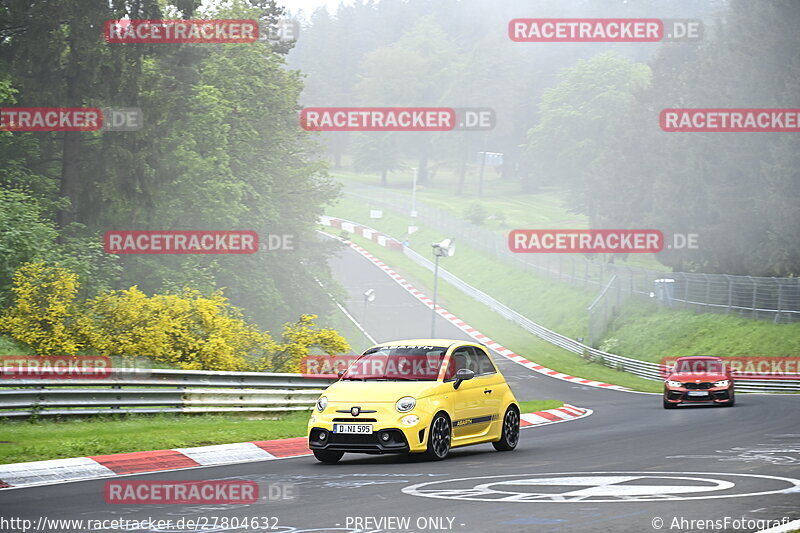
[369, 339, 474, 349]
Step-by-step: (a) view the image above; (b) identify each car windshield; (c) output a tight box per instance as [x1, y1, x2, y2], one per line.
[673, 359, 726, 375]
[342, 345, 447, 381]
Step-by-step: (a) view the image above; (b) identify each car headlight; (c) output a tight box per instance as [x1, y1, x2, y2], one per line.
[395, 396, 416, 413]
[666, 380, 683, 388]
[316, 396, 328, 412]
[714, 380, 730, 387]
[401, 414, 420, 426]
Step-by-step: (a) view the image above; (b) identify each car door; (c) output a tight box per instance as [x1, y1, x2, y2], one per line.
[448, 346, 497, 440]
[471, 345, 503, 421]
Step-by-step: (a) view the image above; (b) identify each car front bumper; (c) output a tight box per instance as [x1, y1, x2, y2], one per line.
[308, 426, 412, 453]
[307, 403, 431, 454]
[664, 386, 733, 404]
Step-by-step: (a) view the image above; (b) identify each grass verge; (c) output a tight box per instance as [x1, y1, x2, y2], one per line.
[603, 301, 800, 362]
[1, 402, 567, 465]
[517, 400, 564, 412]
[0, 412, 310, 465]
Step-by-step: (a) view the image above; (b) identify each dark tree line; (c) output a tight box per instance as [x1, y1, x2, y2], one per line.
[0, 0, 341, 328]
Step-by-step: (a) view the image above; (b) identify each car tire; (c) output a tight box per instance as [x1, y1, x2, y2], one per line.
[493, 406, 520, 451]
[424, 413, 451, 460]
[313, 449, 344, 464]
[663, 398, 677, 409]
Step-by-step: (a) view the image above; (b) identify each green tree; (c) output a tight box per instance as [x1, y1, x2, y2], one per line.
[596, 0, 800, 275]
[0, 191, 58, 303]
[352, 132, 403, 186]
[525, 52, 651, 217]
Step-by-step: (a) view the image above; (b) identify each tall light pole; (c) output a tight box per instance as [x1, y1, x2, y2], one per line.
[430, 238, 455, 338]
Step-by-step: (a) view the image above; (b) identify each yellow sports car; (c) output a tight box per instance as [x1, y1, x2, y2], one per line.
[307, 339, 520, 463]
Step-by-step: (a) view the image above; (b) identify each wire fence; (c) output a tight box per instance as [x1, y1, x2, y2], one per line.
[587, 275, 629, 347]
[345, 187, 800, 330]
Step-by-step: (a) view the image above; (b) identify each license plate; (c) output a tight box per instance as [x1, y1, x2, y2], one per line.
[687, 391, 708, 397]
[333, 424, 373, 434]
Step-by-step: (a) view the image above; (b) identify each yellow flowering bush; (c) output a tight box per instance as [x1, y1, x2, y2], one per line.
[0, 262, 84, 354]
[1, 263, 351, 372]
[84, 287, 270, 371]
[263, 314, 351, 373]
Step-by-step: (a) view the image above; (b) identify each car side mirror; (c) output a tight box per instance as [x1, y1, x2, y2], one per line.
[453, 368, 474, 390]
[337, 369, 345, 379]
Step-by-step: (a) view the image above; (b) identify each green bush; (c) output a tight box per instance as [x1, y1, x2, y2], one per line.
[464, 201, 488, 225]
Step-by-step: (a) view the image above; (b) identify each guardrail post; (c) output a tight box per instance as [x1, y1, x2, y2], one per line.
[678, 272, 688, 309]
[112, 383, 121, 410]
[724, 274, 733, 314]
[774, 279, 783, 324]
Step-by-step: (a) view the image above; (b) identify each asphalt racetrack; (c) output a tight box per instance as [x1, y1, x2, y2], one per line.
[1, 240, 798, 532]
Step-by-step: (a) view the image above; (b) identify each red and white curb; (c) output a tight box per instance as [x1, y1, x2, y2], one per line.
[0, 405, 590, 489]
[320, 220, 630, 392]
[321, 215, 404, 251]
[0, 437, 309, 490]
[520, 403, 592, 428]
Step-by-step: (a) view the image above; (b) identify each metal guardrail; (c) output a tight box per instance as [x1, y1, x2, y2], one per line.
[0, 369, 335, 418]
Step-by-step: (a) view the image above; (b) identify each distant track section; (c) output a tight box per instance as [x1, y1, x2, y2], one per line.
[320, 216, 800, 394]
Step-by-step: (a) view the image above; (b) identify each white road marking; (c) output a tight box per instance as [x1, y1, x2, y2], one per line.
[402, 471, 800, 503]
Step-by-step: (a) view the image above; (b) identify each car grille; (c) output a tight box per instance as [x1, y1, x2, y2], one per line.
[331, 433, 378, 445]
[683, 382, 713, 389]
[309, 427, 409, 452]
[332, 418, 378, 422]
